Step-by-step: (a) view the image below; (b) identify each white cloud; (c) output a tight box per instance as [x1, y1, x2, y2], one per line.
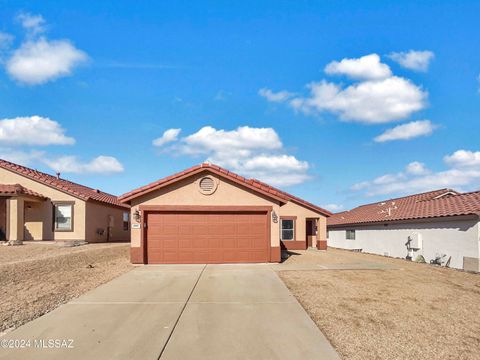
[290, 76, 427, 123]
[180, 126, 282, 155]
[324, 54, 392, 80]
[351, 149, 480, 197]
[258, 88, 294, 102]
[405, 161, 429, 175]
[160, 126, 310, 186]
[261, 54, 428, 124]
[6, 38, 87, 85]
[444, 150, 480, 168]
[388, 50, 435, 72]
[374, 120, 436, 142]
[43, 155, 124, 174]
[16, 13, 46, 36]
[0, 148, 44, 166]
[238, 154, 310, 186]
[152, 128, 181, 147]
[0, 116, 75, 146]
[322, 203, 344, 212]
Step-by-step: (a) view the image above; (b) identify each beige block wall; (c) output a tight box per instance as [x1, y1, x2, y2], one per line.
[279, 201, 328, 242]
[129, 172, 280, 248]
[0, 168, 86, 241]
[85, 201, 130, 242]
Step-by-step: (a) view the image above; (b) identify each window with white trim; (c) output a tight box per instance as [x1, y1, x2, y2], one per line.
[346, 230, 356, 240]
[281, 219, 295, 241]
[54, 203, 73, 231]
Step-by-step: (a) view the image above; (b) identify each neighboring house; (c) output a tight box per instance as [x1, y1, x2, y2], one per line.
[0, 159, 130, 244]
[327, 189, 480, 272]
[119, 163, 331, 264]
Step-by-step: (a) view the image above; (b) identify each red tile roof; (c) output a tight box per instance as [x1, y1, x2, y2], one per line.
[119, 163, 331, 216]
[327, 188, 480, 226]
[248, 178, 332, 216]
[0, 184, 47, 200]
[0, 159, 128, 209]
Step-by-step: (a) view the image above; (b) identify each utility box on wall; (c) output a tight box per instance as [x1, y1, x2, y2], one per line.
[409, 233, 422, 250]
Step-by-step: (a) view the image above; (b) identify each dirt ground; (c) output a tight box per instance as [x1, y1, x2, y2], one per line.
[278, 248, 480, 360]
[0, 242, 132, 334]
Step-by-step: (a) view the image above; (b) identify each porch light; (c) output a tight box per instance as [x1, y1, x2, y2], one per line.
[271, 210, 278, 223]
[133, 209, 141, 222]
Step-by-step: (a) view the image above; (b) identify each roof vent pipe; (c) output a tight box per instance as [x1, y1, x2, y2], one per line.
[56, 172, 61, 179]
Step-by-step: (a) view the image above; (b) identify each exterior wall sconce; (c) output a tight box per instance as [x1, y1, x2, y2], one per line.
[133, 209, 141, 223]
[271, 210, 278, 223]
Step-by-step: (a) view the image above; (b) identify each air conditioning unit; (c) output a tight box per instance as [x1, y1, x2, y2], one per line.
[409, 233, 422, 250]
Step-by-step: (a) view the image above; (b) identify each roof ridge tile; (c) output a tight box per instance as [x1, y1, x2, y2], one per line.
[0, 158, 127, 208]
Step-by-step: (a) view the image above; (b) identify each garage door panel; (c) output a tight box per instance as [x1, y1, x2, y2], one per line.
[178, 239, 192, 249]
[237, 237, 253, 248]
[193, 225, 210, 236]
[208, 237, 222, 248]
[178, 225, 194, 235]
[164, 239, 179, 249]
[222, 225, 236, 236]
[192, 250, 210, 262]
[252, 236, 267, 248]
[178, 251, 196, 262]
[192, 237, 209, 248]
[163, 251, 179, 263]
[146, 211, 269, 264]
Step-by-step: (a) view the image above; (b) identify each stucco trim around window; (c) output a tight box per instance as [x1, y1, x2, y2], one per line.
[280, 216, 297, 241]
[52, 201, 75, 232]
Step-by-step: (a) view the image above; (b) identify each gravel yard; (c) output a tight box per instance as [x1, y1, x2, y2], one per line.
[278, 248, 480, 360]
[0, 242, 132, 334]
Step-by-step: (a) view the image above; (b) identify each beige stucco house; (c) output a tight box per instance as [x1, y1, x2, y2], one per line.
[119, 163, 331, 264]
[0, 159, 130, 244]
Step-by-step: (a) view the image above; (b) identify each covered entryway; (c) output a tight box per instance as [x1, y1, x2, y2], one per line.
[0, 184, 48, 243]
[145, 208, 270, 264]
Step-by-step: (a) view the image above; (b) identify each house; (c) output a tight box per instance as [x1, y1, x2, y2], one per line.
[0, 159, 130, 244]
[119, 163, 331, 264]
[327, 189, 480, 272]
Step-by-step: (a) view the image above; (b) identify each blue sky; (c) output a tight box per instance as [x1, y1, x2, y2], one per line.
[0, 0, 479, 211]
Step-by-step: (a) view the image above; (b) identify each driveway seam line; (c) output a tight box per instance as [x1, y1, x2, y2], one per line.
[157, 264, 207, 360]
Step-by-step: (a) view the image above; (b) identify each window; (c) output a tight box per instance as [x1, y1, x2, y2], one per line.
[123, 212, 129, 231]
[281, 218, 295, 241]
[346, 230, 355, 240]
[54, 203, 73, 231]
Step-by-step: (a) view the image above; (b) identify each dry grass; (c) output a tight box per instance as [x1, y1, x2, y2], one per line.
[0, 243, 132, 334]
[0, 242, 128, 265]
[278, 249, 480, 360]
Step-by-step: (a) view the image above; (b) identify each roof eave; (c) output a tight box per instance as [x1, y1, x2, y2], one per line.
[119, 166, 289, 204]
[289, 199, 332, 217]
[328, 212, 480, 227]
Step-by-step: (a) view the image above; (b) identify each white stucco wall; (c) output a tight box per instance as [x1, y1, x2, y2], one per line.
[327, 215, 480, 271]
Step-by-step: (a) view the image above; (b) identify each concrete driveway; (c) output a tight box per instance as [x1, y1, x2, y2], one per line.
[0, 264, 339, 360]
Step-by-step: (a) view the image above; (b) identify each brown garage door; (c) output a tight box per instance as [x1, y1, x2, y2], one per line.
[146, 211, 269, 264]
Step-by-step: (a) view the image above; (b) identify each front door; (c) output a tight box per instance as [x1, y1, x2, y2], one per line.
[306, 219, 314, 247]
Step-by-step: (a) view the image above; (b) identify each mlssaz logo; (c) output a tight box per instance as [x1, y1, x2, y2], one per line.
[34, 339, 74, 349]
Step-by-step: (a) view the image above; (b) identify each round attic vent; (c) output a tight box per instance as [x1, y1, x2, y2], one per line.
[198, 176, 218, 195]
